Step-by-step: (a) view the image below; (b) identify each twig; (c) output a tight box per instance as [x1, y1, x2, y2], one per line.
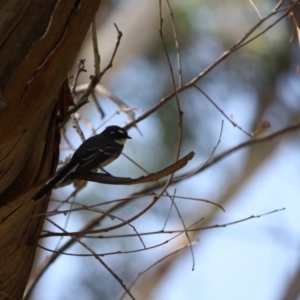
[73, 113, 97, 135]
[193, 85, 251, 136]
[166, 0, 183, 86]
[99, 23, 123, 78]
[175, 120, 224, 181]
[91, 19, 101, 79]
[163, 189, 176, 230]
[74, 151, 194, 185]
[70, 59, 87, 95]
[70, 59, 87, 142]
[91, 92, 105, 118]
[67, 98, 89, 115]
[168, 190, 196, 270]
[159, 0, 183, 166]
[249, 0, 262, 19]
[85, 208, 286, 239]
[96, 84, 136, 124]
[79, 207, 146, 248]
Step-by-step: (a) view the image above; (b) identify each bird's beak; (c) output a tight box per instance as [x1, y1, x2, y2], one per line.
[127, 135, 132, 139]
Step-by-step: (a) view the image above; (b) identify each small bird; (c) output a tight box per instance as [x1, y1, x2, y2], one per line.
[33, 125, 131, 201]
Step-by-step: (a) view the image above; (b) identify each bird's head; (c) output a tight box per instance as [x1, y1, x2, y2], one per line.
[103, 125, 132, 145]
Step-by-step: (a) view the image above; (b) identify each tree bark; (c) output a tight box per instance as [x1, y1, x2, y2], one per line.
[0, 0, 101, 298]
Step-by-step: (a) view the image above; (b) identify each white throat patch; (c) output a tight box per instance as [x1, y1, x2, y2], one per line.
[115, 138, 126, 145]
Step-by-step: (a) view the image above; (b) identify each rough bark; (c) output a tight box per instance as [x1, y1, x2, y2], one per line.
[0, 0, 101, 298]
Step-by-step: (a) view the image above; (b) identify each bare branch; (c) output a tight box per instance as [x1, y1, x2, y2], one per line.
[166, 0, 183, 86]
[159, 0, 184, 164]
[193, 84, 252, 136]
[74, 151, 195, 184]
[99, 23, 123, 78]
[249, 0, 262, 19]
[91, 19, 101, 79]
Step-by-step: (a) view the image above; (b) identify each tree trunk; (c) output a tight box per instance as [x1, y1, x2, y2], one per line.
[0, 1, 101, 298]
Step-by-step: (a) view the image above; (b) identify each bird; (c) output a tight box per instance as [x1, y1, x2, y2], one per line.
[33, 125, 131, 201]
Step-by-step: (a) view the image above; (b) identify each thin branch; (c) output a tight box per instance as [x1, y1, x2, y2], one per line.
[70, 59, 87, 142]
[74, 151, 195, 185]
[70, 59, 87, 95]
[159, 0, 184, 165]
[163, 190, 176, 230]
[274, 0, 284, 11]
[99, 23, 123, 78]
[87, 208, 286, 238]
[168, 190, 196, 270]
[73, 113, 97, 135]
[249, 0, 262, 19]
[175, 120, 224, 181]
[82, 207, 146, 249]
[67, 98, 89, 115]
[96, 84, 136, 124]
[91, 91, 105, 118]
[193, 85, 251, 136]
[91, 19, 101, 79]
[166, 0, 183, 86]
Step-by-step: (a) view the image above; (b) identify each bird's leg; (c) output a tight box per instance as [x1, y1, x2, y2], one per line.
[100, 168, 111, 176]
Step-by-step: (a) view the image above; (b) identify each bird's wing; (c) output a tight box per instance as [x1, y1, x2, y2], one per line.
[79, 144, 119, 169]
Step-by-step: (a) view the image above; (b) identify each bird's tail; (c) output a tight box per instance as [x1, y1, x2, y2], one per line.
[33, 162, 77, 201]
